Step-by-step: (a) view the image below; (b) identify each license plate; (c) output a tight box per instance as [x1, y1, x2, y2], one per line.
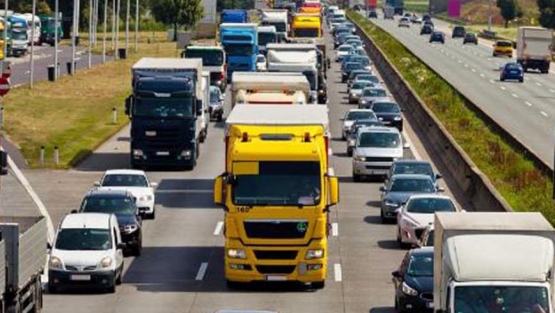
[510, 71, 518, 74]
[266, 275, 287, 281]
[156, 151, 169, 156]
[426, 302, 434, 309]
[70, 275, 91, 281]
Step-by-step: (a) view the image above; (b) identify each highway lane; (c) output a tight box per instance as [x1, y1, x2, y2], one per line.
[358, 11, 555, 167]
[14, 23, 468, 313]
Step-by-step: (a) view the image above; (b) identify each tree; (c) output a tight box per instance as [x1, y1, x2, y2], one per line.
[496, 0, 518, 28]
[537, 0, 555, 28]
[151, 0, 204, 41]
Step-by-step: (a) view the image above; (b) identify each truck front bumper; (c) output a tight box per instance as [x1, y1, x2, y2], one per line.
[131, 147, 196, 168]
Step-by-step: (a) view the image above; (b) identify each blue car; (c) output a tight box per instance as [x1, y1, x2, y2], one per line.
[500, 62, 524, 83]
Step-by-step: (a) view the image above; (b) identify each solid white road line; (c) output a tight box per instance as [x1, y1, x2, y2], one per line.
[214, 221, 224, 236]
[541, 111, 549, 117]
[334, 263, 342, 282]
[196, 262, 209, 281]
[332, 223, 338, 236]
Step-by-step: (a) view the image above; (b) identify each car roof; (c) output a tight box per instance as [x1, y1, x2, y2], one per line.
[359, 126, 399, 133]
[60, 212, 113, 229]
[407, 194, 452, 201]
[86, 189, 133, 197]
[104, 169, 146, 176]
[391, 174, 433, 180]
[347, 108, 374, 113]
[372, 101, 398, 105]
[393, 159, 432, 165]
[409, 246, 434, 256]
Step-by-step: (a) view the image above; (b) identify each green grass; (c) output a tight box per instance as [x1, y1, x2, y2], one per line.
[348, 10, 555, 223]
[3, 33, 178, 169]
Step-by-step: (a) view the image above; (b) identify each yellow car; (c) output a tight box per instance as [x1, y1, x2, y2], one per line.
[493, 40, 513, 57]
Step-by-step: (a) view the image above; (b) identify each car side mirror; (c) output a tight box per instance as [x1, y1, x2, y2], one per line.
[437, 187, 445, 192]
[70, 209, 78, 214]
[340, 117, 345, 121]
[47, 242, 52, 250]
[196, 99, 203, 116]
[436, 173, 443, 179]
[379, 186, 386, 192]
[117, 243, 127, 250]
[403, 142, 411, 149]
[93, 181, 100, 187]
[150, 182, 158, 188]
[392, 270, 402, 278]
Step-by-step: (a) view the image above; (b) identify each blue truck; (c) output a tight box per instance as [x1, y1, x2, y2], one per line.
[220, 10, 249, 23]
[125, 58, 206, 170]
[219, 23, 258, 82]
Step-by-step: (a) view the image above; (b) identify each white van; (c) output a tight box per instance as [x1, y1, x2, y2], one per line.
[23, 13, 41, 45]
[48, 213, 125, 293]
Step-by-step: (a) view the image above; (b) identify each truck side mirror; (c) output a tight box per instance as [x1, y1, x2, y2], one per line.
[125, 96, 132, 117]
[214, 175, 224, 205]
[0, 151, 7, 176]
[196, 99, 203, 116]
[180, 51, 186, 58]
[328, 176, 339, 206]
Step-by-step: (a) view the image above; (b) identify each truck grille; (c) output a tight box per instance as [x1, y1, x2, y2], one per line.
[143, 128, 182, 147]
[365, 156, 394, 162]
[254, 250, 298, 260]
[256, 265, 296, 274]
[244, 220, 308, 239]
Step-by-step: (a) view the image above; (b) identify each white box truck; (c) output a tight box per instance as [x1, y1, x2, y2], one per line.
[261, 9, 289, 42]
[231, 72, 310, 107]
[517, 26, 553, 73]
[434, 212, 555, 313]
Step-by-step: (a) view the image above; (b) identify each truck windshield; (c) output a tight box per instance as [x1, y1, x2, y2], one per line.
[223, 43, 254, 56]
[232, 161, 321, 206]
[134, 97, 194, 118]
[184, 49, 224, 66]
[55, 228, 112, 251]
[293, 28, 319, 38]
[11, 32, 26, 40]
[454, 286, 549, 313]
[258, 32, 277, 46]
[266, 22, 287, 32]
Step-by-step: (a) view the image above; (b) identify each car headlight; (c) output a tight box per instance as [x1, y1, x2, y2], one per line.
[123, 224, 139, 233]
[360, 100, 367, 104]
[385, 199, 400, 207]
[306, 249, 324, 259]
[100, 256, 113, 268]
[227, 249, 246, 259]
[350, 92, 356, 97]
[50, 256, 63, 269]
[394, 116, 402, 121]
[402, 282, 419, 296]
[354, 155, 365, 161]
[139, 195, 153, 202]
[133, 149, 144, 157]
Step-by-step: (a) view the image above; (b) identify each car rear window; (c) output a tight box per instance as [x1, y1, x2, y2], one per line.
[497, 41, 512, 47]
[339, 45, 354, 51]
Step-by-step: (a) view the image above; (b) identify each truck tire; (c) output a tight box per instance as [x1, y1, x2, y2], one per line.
[226, 280, 242, 290]
[312, 281, 325, 289]
[47, 284, 57, 294]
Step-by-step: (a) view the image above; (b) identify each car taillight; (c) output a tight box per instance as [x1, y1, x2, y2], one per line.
[218, 71, 224, 80]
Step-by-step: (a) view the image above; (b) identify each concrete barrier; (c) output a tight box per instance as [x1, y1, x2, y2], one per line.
[348, 13, 514, 212]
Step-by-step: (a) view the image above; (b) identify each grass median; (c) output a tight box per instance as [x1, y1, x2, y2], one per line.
[3, 33, 178, 169]
[348, 11, 555, 223]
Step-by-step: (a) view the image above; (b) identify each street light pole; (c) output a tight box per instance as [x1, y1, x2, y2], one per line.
[115, 0, 120, 59]
[2, 0, 7, 74]
[102, 0, 107, 62]
[71, 0, 77, 75]
[111, 0, 115, 49]
[88, 0, 92, 68]
[29, 0, 36, 87]
[488, 0, 492, 31]
[54, 0, 59, 79]
[134, 0, 138, 52]
[125, 0, 129, 52]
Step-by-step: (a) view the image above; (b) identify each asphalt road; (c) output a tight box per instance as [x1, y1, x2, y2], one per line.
[7, 44, 109, 87]
[356, 10, 555, 168]
[0, 22, 469, 313]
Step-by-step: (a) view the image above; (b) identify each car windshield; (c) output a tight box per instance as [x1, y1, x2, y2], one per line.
[497, 41, 512, 47]
[372, 102, 400, 113]
[363, 89, 387, 97]
[390, 178, 436, 192]
[101, 174, 148, 187]
[346, 111, 376, 120]
[358, 132, 400, 148]
[345, 63, 362, 70]
[339, 45, 354, 52]
[393, 163, 434, 177]
[80, 196, 136, 215]
[232, 161, 321, 206]
[222, 43, 254, 56]
[406, 198, 456, 213]
[134, 96, 194, 118]
[257, 55, 265, 62]
[357, 75, 379, 83]
[406, 255, 433, 276]
[55, 228, 112, 251]
[352, 81, 372, 90]
[11, 31, 26, 40]
[292, 28, 319, 38]
[454, 286, 549, 313]
[352, 57, 370, 66]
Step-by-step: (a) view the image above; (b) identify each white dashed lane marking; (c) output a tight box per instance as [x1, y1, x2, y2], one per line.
[214, 221, 224, 236]
[541, 111, 549, 117]
[195, 262, 209, 281]
[525, 101, 533, 107]
[334, 263, 342, 282]
[332, 223, 339, 236]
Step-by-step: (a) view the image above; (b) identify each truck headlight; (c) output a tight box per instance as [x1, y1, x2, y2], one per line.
[305, 249, 324, 259]
[133, 149, 144, 157]
[50, 256, 63, 269]
[100, 256, 113, 268]
[123, 224, 139, 233]
[181, 150, 192, 159]
[402, 282, 419, 296]
[227, 249, 246, 259]
[360, 99, 367, 104]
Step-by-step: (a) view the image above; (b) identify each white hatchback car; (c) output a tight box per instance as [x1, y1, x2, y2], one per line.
[93, 169, 158, 219]
[396, 194, 459, 247]
[48, 213, 125, 293]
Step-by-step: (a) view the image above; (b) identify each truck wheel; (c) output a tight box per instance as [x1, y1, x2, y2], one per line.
[226, 280, 243, 290]
[217, 114, 223, 122]
[353, 173, 361, 182]
[312, 281, 325, 289]
[48, 284, 57, 294]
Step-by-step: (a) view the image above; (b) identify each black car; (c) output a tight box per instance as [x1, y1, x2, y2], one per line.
[463, 32, 478, 44]
[420, 24, 433, 35]
[429, 31, 445, 44]
[386, 159, 442, 185]
[342, 62, 364, 83]
[368, 9, 378, 18]
[392, 247, 434, 312]
[369, 101, 403, 131]
[77, 190, 143, 256]
[451, 25, 466, 38]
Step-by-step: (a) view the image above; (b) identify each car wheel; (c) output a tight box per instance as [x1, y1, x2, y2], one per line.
[500, 76, 505, 82]
[380, 209, 386, 224]
[493, 53, 497, 57]
[148, 209, 156, 220]
[397, 227, 402, 243]
[48, 284, 58, 294]
[353, 173, 361, 182]
[106, 278, 116, 293]
[116, 270, 123, 285]
[347, 148, 353, 157]
[519, 78, 524, 83]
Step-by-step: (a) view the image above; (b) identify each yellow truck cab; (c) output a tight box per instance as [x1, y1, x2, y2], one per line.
[291, 13, 321, 38]
[214, 105, 339, 289]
